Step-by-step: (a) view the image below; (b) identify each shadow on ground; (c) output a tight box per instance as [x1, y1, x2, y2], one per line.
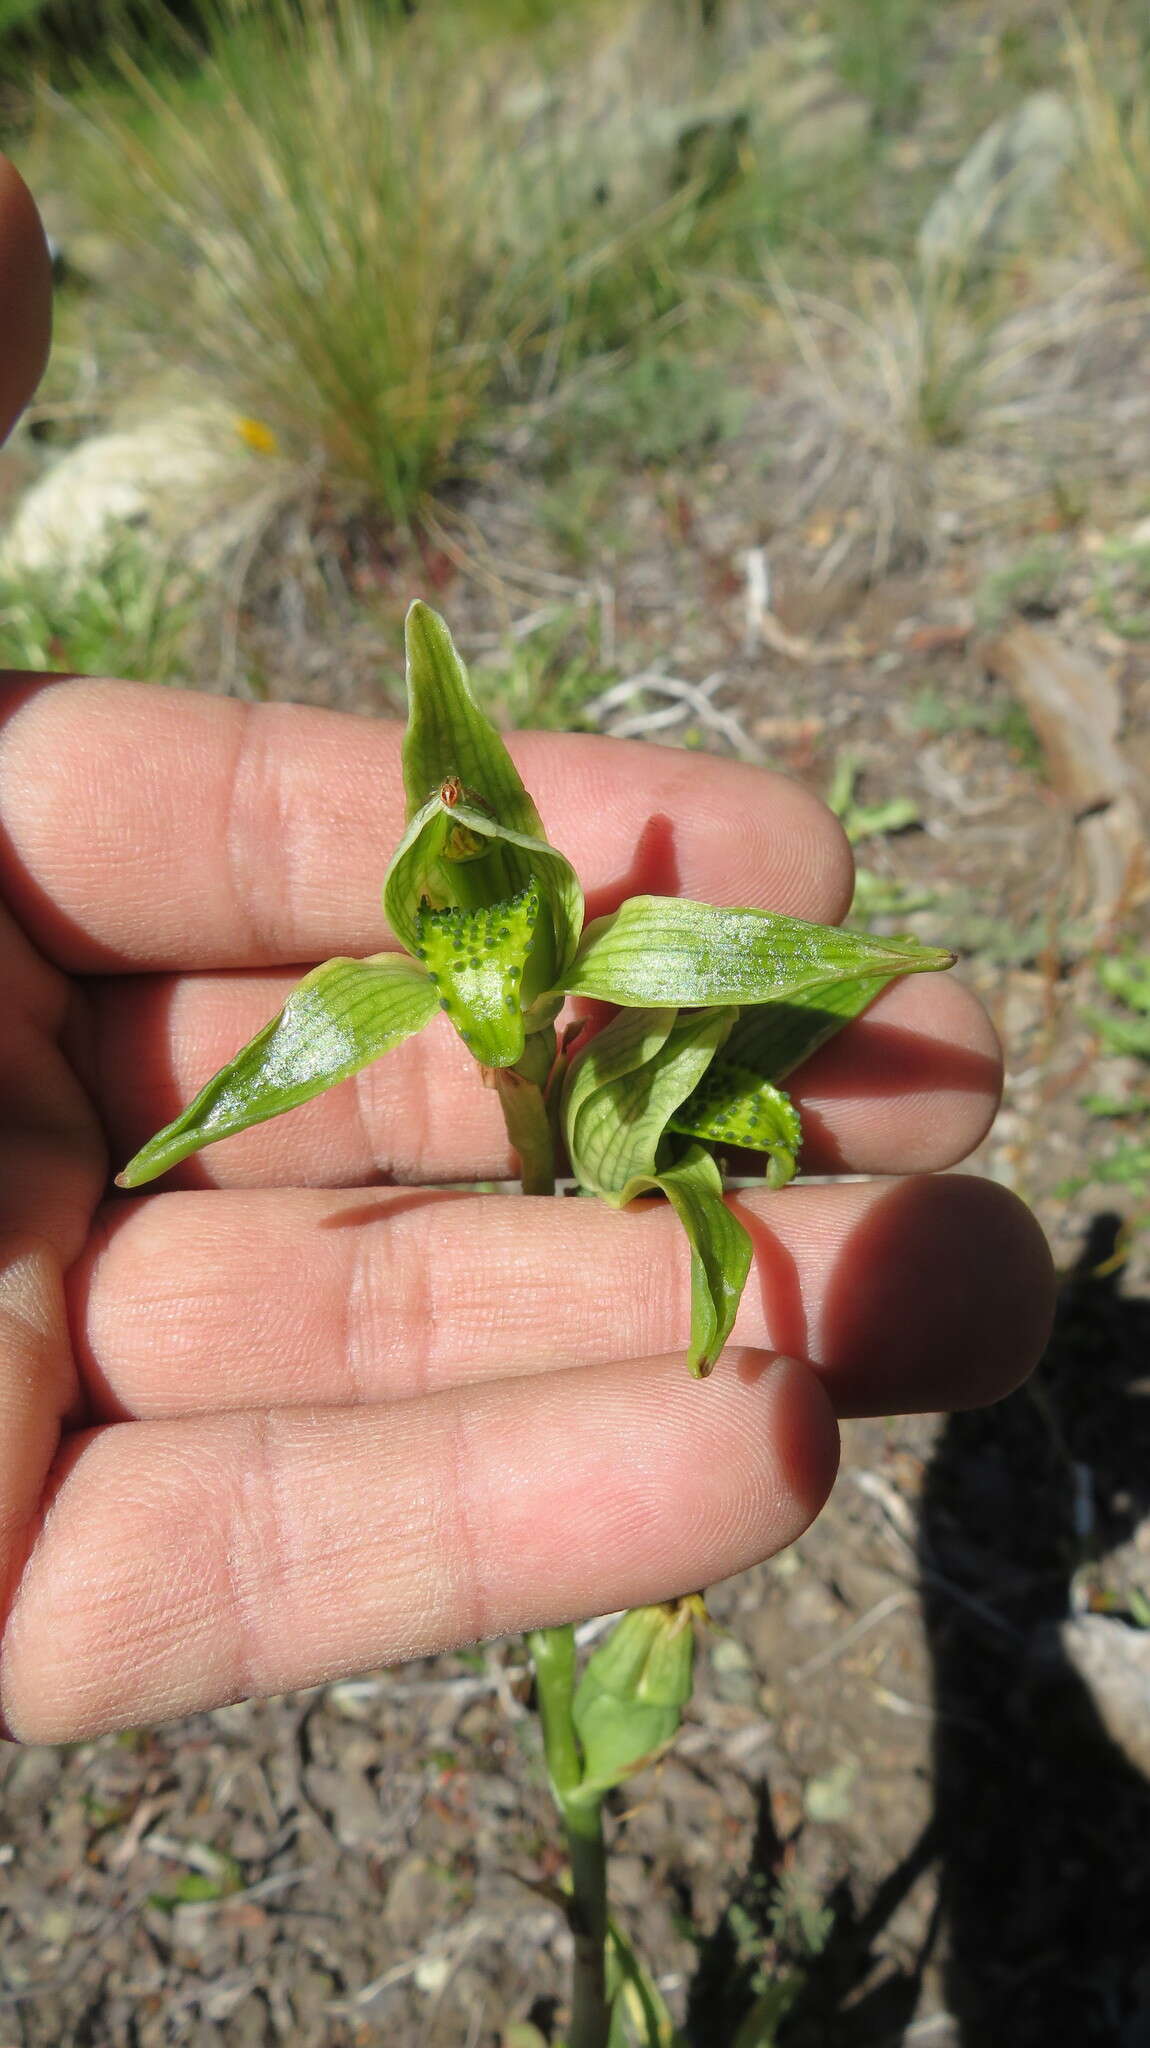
[687, 1212, 1150, 2048]
[924, 1211, 1150, 2047]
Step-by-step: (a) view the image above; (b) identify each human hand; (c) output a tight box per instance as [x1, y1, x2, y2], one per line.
[0, 159, 1054, 1744]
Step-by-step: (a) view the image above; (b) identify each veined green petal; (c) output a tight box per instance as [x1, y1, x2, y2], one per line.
[624, 1145, 753, 1378]
[565, 895, 954, 1009]
[670, 1063, 802, 1189]
[116, 953, 439, 1187]
[562, 1006, 735, 1202]
[416, 881, 541, 1068]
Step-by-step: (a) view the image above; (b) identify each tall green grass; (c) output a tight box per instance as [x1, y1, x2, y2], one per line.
[43, 0, 862, 528]
[67, 1, 555, 523]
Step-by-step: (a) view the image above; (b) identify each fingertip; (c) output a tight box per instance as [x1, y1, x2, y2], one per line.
[819, 1174, 1056, 1416]
[735, 1348, 841, 1535]
[795, 968, 1004, 1175]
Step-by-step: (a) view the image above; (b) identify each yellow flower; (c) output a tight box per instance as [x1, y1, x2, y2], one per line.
[235, 415, 279, 457]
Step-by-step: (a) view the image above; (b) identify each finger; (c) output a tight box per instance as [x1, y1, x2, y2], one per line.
[91, 967, 1001, 1188]
[1, 1350, 838, 1741]
[73, 1172, 1052, 1423]
[0, 1006, 105, 1265]
[781, 966, 1001, 1174]
[0, 679, 853, 971]
[0, 1239, 79, 1604]
[0, 156, 52, 445]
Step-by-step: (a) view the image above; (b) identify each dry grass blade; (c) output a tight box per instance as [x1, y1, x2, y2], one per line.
[1065, 10, 1150, 279]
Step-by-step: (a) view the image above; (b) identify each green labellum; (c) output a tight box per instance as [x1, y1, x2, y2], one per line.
[417, 878, 541, 1068]
[670, 1059, 802, 1189]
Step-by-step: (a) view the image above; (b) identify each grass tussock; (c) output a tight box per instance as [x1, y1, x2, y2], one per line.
[43, 0, 875, 529]
[69, 0, 555, 525]
[1065, 11, 1150, 277]
[761, 255, 1026, 570]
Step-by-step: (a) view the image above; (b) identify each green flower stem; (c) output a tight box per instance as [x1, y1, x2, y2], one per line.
[495, 1032, 559, 1197]
[526, 1628, 610, 2048]
[510, 1041, 609, 2048]
[526, 1625, 583, 1803]
[564, 1802, 610, 2048]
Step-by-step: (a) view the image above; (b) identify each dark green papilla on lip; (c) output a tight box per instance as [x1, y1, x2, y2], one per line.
[118, 598, 954, 1376]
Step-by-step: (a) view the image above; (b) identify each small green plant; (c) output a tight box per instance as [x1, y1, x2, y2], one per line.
[906, 682, 1043, 771]
[1093, 952, 1150, 1059]
[542, 349, 751, 472]
[825, 751, 934, 924]
[470, 614, 616, 730]
[1093, 533, 1150, 639]
[974, 541, 1070, 629]
[1074, 950, 1150, 1212]
[0, 537, 202, 682]
[826, 749, 920, 844]
[117, 603, 953, 2041]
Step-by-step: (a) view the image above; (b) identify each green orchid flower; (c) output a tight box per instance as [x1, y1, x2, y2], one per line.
[118, 600, 953, 1377]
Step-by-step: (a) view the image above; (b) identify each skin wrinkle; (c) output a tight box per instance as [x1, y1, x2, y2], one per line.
[441, 1391, 496, 1652]
[339, 1223, 372, 1406]
[0, 1244, 70, 1581]
[223, 1408, 297, 1705]
[222, 698, 295, 967]
[2, 1424, 169, 1736]
[128, 1438, 227, 1711]
[356, 1011, 481, 1185]
[363, 1201, 435, 1401]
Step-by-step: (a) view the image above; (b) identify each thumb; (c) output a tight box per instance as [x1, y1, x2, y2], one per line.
[0, 154, 52, 446]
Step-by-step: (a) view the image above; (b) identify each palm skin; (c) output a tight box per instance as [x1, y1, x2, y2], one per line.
[0, 157, 1054, 1745]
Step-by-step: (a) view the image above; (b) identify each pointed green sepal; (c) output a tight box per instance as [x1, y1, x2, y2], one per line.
[634, 1145, 753, 1377]
[116, 952, 439, 1187]
[571, 1599, 704, 1801]
[415, 880, 541, 1068]
[387, 604, 585, 1019]
[565, 895, 954, 1009]
[403, 600, 547, 835]
[562, 1005, 736, 1202]
[670, 1063, 802, 1190]
[562, 1012, 752, 1372]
